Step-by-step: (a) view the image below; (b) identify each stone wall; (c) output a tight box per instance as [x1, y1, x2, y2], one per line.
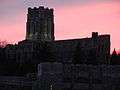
[49, 33, 110, 64]
[37, 63, 120, 90]
[0, 76, 33, 90]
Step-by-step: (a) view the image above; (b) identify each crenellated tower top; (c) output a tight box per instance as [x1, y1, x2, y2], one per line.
[26, 6, 55, 42]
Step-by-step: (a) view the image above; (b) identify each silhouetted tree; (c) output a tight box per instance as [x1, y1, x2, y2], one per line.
[0, 40, 7, 48]
[110, 48, 119, 64]
[0, 40, 8, 63]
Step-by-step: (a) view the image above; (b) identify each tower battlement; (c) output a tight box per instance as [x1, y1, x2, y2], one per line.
[28, 6, 53, 15]
[26, 6, 54, 42]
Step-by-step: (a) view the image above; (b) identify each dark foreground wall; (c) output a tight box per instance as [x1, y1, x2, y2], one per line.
[0, 76, 33, 90]
[37, 63, 120, 90]
[0, 64, 37, 76]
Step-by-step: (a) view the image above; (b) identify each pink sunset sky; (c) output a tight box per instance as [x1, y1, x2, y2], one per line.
[0, 0, 120, 52]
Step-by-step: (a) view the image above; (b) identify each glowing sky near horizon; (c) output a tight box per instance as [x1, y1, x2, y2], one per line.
[0, 0, 120, 52]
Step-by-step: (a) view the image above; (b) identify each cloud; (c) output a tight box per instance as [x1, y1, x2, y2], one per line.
[0, 0, 118, 18]
[0, 0, 24, 15]
[21, 0, 120, 7]
[0, 0, 25, 25]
